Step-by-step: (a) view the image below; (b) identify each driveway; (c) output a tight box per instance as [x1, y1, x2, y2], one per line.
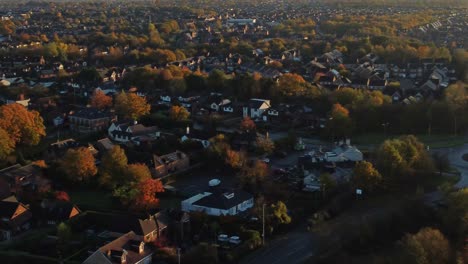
[240, 224, 317, 264]
[434, 143, 468, 188]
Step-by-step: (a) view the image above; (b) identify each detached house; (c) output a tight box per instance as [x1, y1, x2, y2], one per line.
[153, 151, 190, 177]
[108, 122, 159, 144]
[243, 99, 271, 119]
[69, 108, 112, 134]
[182, 179, 254, 216]
[39, 200, 80, 225]
[83, 231, 152, 264]
[0, 197, 32, 241]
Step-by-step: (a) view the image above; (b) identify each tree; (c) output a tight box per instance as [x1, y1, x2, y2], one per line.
[269, 201, 292, 230]
[277, 73, 307, 97]
[126, 163, 152, 183]
[352, 161, 382, 193]
[325, 103, 353, 140]
[255, 136, 275, 155]
[444, 82, 468, 135]
[319, 173, 337, 196]
[441, 188, 468, 246]
[376, 135, 434, 181]
[398, 227, 451, 264]
[0, 128, 14, 160]
[55, 191, 70, 202]
[0, 104, 46, 146]
[240, 117, 256, 132]
[57, 222, 71, 243]
[225, 149, 247, 170]
[90, 90, 112, 109]
[239, 160, 269, 190]
[133, 179, 164, 211]
[115, 92, 151, 120]
[432, 152, 450, 176]
[183, 243, 218, 264]
[60, 147, 97, 183]
[169, 105, 190, 121]
[99, 146, 128, 188]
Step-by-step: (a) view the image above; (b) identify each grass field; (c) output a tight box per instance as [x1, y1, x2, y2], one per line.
[69, 190, 114, 211]
[353, 133, 468, 149]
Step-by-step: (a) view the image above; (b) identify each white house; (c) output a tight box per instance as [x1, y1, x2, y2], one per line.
[243, 99, 271, 119]
[325, 140, 363, 162]
[108, 122, 159, 144]
[181, 180, 254, 216]
[210, 99, 231, 112]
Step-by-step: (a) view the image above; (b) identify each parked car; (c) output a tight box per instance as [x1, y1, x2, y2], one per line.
[229, 236, 241, 245]
[218, 234, 229, 242]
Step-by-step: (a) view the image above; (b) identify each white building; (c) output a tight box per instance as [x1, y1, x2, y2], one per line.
[242, 99, 271, 119]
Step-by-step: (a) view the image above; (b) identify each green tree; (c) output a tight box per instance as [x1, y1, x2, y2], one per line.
[99, 146, 128, 188]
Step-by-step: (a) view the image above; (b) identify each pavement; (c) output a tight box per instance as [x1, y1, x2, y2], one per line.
[240, 224, 317, 264]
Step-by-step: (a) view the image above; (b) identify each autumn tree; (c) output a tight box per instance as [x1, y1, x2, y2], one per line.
[444, 82, 468, 135]
[115, 92, 151, 120]
[277, 73, 306, 96]
[352, 161, 382, 193]
[60, 147, 97, 183]
[240, 117, 256, 132]
[440, 188, 468, 246]
[133, 179, 165, 211]
[0, 104, 46, 146]
[376, 135, 434, 181]
[169, 105, 190, 121]
[239, 160, 269, 191]
[0, 128, 14, 160]
[267, 201, 291, 233]
[325, 103, 353, 140]
[55, 191, 70, 202]
[90, 89, 112, 109]
[225, 149, 247, 170]
[398, 227, 451, 264]
[255, 136, 275, 155]
[126, 163, 152, 183]
[99, 146, 129, 188]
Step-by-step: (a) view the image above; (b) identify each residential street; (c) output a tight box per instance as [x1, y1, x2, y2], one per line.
[240, 224, 317, 264]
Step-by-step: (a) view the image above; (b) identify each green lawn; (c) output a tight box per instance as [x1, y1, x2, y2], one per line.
[353, 133, 468, 149]
[69, 190, 114, 211]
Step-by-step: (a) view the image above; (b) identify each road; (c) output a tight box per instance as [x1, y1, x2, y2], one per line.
[240, 224, 316, 264]
[434, 143, 468, 188]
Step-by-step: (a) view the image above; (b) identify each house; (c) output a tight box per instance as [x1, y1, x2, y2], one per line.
[368, 79, 388, 90]
[180, 128, 213, 149]
[39, 200, 80, 225]
[0, 197, 32, 241]
[208, 98, 231, 112]
[325, 140, 363, 162]
[153, 151, 190, 177]
[242, 99, 271, 119]
[69, 108, 112, 134]
[181, 179, 254, 216]
[83, 231, 152, 264]
[108, 122, 159, 144]
[0, 163, 51, 199]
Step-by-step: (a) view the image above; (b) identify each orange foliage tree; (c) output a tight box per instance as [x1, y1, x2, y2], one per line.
[60, 147, 98, 182]
[0, 103, 46, 146]
[169, 105, 190, 121]
[133, 179, 165, 211]
[115, 92, 151, 120]
[0, 128, 15, 160]
[90, 89, 113, 109]
[240, 116, 256, 132]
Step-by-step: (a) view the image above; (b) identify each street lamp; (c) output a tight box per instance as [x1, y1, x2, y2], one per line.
[382, 122, 390, 136]
[262, 203, 265, 246]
